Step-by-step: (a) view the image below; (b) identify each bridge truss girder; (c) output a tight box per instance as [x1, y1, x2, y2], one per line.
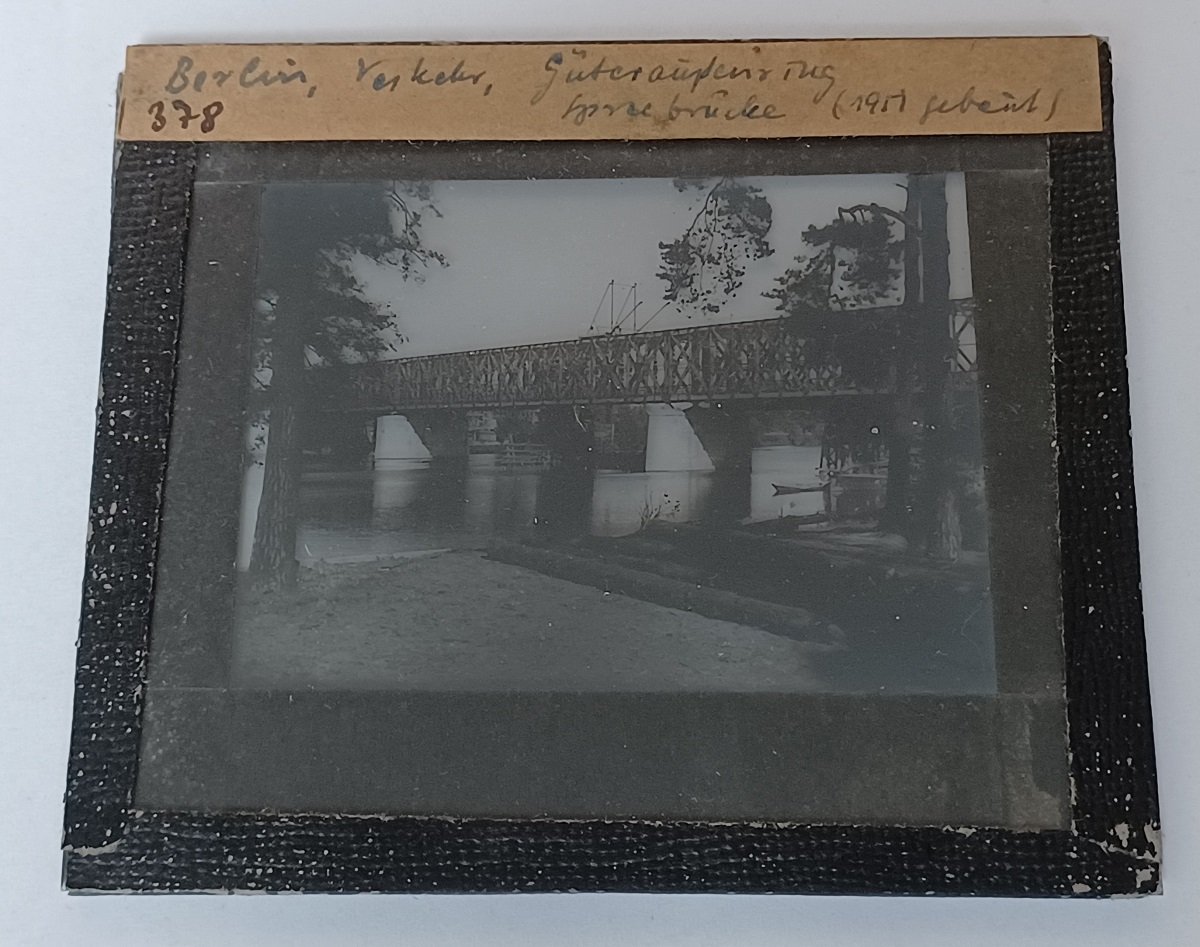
[323, 302, 977, 413]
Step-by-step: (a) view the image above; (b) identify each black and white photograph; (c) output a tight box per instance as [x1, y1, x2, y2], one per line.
[233, 172, 987, 695]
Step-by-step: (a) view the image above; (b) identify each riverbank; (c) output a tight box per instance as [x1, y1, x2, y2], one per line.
[501, 522, 997, 693]
[232, 550, 824, 692]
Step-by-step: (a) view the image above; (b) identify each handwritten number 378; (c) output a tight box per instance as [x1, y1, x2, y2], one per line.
[148, 100, 224, 133]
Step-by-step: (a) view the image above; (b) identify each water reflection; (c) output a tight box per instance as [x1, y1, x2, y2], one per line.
[591, 470, 714, 537]
[371, 459, 430, 512]
[300, 445, 834, 551]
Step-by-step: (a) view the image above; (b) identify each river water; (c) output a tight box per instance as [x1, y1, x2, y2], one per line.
[293, 446, 825, 563]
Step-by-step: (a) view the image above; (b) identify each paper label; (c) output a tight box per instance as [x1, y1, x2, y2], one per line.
[117, 38, 1102, 141]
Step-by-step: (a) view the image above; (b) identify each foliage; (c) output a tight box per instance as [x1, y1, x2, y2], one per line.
[763, 201, 909, 392]
[253, 180, 446, 382]
[766, 204, 905, 314]
[638, 492, 683, 531]
[657, 177, 773, 314]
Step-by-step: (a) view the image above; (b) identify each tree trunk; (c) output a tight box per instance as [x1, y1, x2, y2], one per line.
[912, 174, 960, 560]
[881, 176, 923, 535]
[249, 314, 305, 588]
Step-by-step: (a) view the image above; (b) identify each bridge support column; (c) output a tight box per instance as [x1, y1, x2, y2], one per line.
[644, 403, 715, 473]
[373, 415, 432, 469]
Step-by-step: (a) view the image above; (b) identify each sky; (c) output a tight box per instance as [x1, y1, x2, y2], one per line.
[283, 173, 972, 358]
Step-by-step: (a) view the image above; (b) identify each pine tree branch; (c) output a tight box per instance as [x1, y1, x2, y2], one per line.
[838, 203, 920, 232]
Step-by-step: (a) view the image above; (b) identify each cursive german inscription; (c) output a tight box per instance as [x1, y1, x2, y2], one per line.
[116, 39, 1103, 141]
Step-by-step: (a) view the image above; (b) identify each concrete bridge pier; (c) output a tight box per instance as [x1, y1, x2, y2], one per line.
[373, 412, 470, 470]
[373, 415, 432, 470]
[644, 403, 715, 473]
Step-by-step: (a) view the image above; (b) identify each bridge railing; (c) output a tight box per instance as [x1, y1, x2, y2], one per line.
[320, 301, 977, 412]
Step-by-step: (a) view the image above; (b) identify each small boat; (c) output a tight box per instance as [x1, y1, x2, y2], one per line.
[772, 482, 829, 496]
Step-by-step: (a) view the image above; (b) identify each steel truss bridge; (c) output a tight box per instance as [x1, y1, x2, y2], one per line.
[322, 300, 977, 413]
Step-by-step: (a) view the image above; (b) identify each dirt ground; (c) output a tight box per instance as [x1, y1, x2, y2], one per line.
[232, 550, 822, 692]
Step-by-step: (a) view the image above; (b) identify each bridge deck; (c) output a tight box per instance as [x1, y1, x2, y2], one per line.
[321, 302, 977, 412]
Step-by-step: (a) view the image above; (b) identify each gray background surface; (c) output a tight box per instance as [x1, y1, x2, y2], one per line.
[2, 0, 1196, 943]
